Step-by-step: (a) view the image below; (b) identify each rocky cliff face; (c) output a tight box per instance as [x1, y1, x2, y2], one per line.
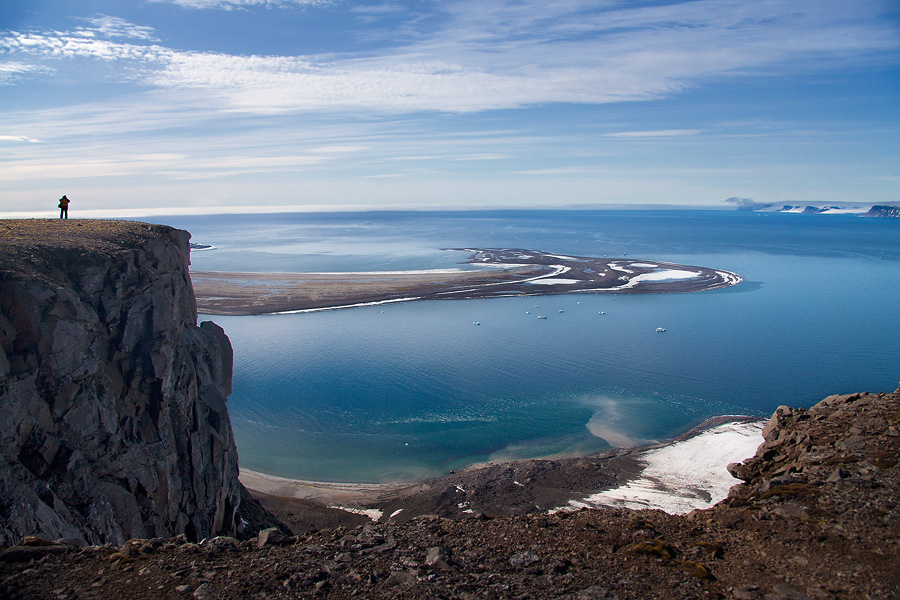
[0, 220, 245, 546]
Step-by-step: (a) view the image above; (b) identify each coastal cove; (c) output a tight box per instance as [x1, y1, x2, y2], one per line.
[160, 210, 900, 484]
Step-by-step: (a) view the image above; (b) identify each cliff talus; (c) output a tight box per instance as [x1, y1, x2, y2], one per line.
[0, 220, 244, 545]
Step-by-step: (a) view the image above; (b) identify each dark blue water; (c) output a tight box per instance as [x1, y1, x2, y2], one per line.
[158, 211, 900, 482]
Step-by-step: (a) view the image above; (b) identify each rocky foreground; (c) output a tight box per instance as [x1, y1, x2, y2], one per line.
[2, 387, 898, 600]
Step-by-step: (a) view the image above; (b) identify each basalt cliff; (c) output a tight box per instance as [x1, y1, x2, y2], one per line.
[0, 220, 273, 547]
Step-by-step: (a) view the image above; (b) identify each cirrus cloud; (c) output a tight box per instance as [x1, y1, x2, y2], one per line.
[149, 0, 334, 9]
[2, 0, 897, 114]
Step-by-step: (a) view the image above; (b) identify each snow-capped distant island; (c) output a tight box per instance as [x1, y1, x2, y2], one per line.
[756, 204, 899, 217]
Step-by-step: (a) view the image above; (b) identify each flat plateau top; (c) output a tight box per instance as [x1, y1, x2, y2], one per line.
[0, 219, 173, 251]
[0, 219, 179, 282]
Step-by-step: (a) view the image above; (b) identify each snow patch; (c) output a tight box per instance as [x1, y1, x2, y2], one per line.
[560, 421, 764, 515]
[329, 506, 384, 521]
[546, 254, 578, 261]
[527, 278, 581, 285]
[608, 263, 634, 274]
[636, 269, 700, 282]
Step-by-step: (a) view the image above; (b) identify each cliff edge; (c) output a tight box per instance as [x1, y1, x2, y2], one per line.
[0, 219, 262, 546]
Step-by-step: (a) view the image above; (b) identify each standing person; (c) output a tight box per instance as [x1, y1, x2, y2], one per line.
[58, 195, 70, 219]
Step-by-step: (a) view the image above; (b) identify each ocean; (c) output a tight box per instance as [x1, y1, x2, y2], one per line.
[156, 210, 900, 483]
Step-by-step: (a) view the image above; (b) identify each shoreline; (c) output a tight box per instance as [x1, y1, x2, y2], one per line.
[192, 248, 742, 315]
[241, 415, 765, 530]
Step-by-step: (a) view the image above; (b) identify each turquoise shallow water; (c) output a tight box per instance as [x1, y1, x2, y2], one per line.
[158, 211, 900, 482]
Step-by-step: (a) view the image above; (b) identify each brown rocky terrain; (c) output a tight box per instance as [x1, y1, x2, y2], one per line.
[2, 387, 898, 599]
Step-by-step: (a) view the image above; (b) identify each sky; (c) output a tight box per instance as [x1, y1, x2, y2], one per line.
[1, 0, 898, 217]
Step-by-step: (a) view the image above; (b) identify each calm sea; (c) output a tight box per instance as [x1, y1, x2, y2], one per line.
[156, 210, 900, 483]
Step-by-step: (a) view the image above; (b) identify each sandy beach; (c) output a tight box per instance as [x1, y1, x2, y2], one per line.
[193, 248, 742, 315]
[240, 469, 413, 506]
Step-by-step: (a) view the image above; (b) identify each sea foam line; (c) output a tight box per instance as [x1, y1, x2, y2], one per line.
[272, 297, 421, 314]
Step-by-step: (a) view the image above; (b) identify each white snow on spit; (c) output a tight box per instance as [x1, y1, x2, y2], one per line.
[716, 270, 743, 285]
[628, 263, 657, 268]
[635, 269, 700, 282]
[527, 278, 581, 285]
[562, 421, 764, 515]
[608, 263, 634, 274]
[520, 265, 570, 284]
[591, 269, 701, 292]
[546, 254, 578, 261]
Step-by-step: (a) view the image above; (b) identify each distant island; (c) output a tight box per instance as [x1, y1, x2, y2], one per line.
[732, 201, 900, 216]
[773, 204, 900, 217]
[191, 248, 742, 315]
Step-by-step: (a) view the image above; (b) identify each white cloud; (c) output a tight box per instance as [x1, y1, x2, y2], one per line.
[0, 135, 42, 143]
[515, 166, 613, 176]
[0, 61, 53, 84]
[349, 4, 408, 17]
[0, 148, 332, 182]
[310, 145, 370, 154]
[77, 16, 159, 41]
[151, 0, 333, 9]
[604, 130, 702, 138]
[1, 31, 170, 63]
[2, 0, 897, 114]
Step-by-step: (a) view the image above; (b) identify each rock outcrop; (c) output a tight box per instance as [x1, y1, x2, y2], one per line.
[0, 220, 251, 546]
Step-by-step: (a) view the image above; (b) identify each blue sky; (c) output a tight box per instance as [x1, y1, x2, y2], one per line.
[1, 0, 898, 216]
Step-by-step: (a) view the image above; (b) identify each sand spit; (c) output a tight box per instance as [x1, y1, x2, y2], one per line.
[192, 248, 742, 315]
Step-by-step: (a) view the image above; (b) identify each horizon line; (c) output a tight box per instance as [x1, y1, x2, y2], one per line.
[1, 201, 894, 220]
